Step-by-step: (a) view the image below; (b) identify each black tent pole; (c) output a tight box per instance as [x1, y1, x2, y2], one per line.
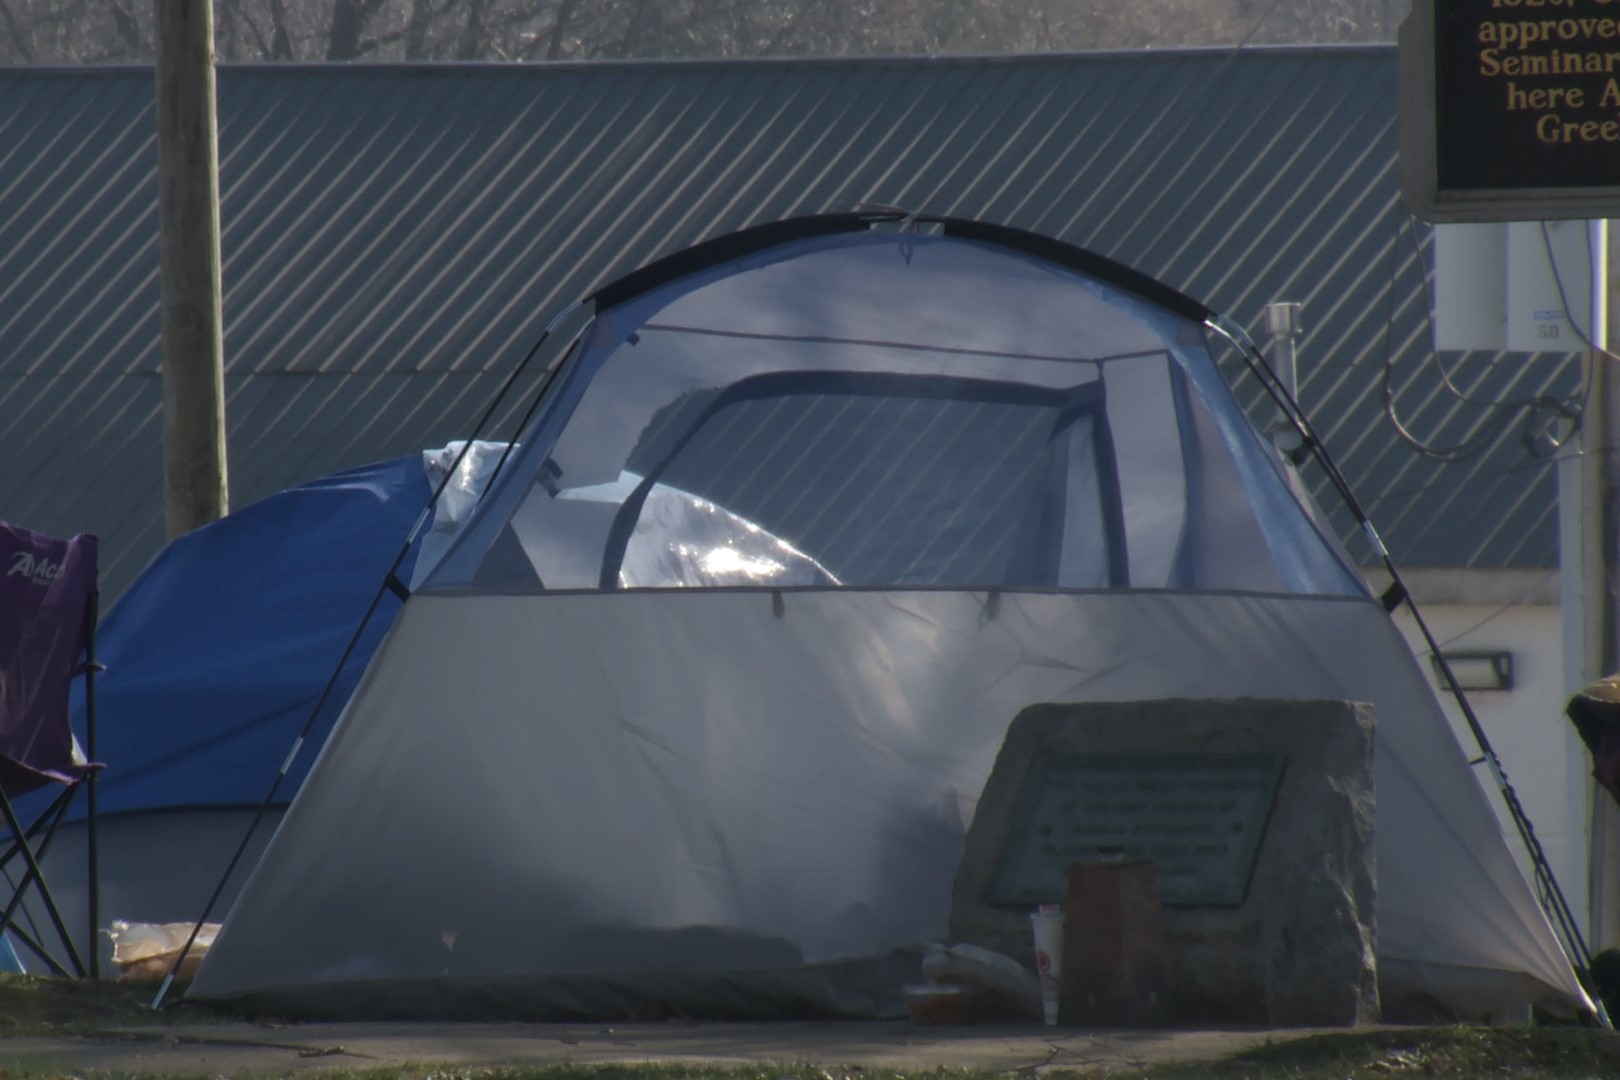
[1209, 309, 1613, 1028]
[84, 591, 99, 979]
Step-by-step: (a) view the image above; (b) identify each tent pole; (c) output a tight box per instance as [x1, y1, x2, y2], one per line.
[151, 302, 588, 1012]
[1210, 308, 1614, 1028]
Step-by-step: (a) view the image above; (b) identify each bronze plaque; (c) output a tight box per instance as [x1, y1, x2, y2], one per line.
[987, 752, 1286, 908]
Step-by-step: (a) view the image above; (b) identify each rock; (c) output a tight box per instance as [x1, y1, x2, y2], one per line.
[948, 698, 1377, 1027]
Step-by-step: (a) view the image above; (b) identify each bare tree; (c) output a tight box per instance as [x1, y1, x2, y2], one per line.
[326, 0, 384, 57]
[0, 0, 38, 61]
[0, 0, 1401, 69]
[1242, 0, 1402, 44]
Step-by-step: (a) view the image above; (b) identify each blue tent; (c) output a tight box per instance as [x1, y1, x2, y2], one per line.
[63, 457, 428, 819]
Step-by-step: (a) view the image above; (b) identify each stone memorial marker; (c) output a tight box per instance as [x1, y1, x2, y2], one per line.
[949, 698, 1377, 1026]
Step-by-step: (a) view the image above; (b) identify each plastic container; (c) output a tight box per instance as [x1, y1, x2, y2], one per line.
[905, 983, 976, 1025]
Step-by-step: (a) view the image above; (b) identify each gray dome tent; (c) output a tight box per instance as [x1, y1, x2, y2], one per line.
[184, 214, 1591, 1020]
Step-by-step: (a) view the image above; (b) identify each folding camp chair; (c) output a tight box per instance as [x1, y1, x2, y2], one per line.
[0, 522, 101, 978]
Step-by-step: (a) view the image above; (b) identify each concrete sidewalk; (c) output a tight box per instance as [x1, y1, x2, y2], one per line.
[1, 1019, 1322, 1075]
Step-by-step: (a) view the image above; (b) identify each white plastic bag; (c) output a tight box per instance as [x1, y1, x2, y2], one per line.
[104, 920, 219, 983]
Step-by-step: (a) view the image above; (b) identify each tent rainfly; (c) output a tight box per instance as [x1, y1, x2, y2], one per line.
[4, 457, 430, 973]
[185, 214, 1593, 1021]
[9, 444, 510, 975]
[69, 457, 430, 819]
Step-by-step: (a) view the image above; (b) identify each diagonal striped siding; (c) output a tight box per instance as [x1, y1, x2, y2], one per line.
[0, 49, 1575, 600]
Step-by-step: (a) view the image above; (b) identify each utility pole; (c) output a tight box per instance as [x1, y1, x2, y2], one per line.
[1584, 223, 1617, 686]
[1581, 220, 1620, 953]
[156, 0, 228, 538]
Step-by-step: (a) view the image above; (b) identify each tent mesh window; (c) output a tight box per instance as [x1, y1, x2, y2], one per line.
[610, 374, 1123, 589]
[437, 232, 1361, 598]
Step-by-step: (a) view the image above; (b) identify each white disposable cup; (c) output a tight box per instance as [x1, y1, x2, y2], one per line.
[1029, 906, 1064, 1025]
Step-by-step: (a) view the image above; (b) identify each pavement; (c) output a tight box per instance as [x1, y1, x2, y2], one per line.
[0, 1019, 1325, 1075]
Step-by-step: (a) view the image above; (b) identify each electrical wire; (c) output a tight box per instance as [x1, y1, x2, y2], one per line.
[1341, 207, 1607, 1010]
[1380, 209, 1519, 461]
[1408, 215, 1576, 410]
[1424, 572, 1557, 653]
[1380, 208, 1586, 463]
[1540, 220, 1612, 360]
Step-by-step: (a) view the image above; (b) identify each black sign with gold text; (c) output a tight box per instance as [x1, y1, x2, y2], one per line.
[1436, 0, 1620, 191]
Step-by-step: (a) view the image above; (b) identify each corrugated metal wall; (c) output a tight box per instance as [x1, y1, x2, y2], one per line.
[0, 48, 1578, 599]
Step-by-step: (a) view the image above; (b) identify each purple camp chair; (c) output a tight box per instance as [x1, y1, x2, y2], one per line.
[0, 522, 102, 977]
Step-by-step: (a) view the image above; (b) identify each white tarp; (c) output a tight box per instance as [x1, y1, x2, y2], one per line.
[191, 588, 1588, 1017]
[181, 223, 1592, 1022]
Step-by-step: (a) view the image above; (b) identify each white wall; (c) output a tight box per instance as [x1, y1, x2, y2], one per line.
[1386, 602, 1595, 942]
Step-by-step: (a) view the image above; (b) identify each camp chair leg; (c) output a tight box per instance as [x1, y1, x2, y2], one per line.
[85, 773, 98, 979]
[0, 526, 101, 982]
[83, 590, 100, 980]
[0, 785, 74, 877]
[0, 893, 70, 978]
[0, 864, 48, 953]
[0, 853, 71, 978]
[0, 784, 72, 972]
[0, 787, 85, 977]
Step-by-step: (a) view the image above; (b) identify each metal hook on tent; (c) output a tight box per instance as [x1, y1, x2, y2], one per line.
[895, 212, 924, 263]
[853, 203, 921, 261]
[852, 203, 913, 224]
[1207, 312, 1313, 457]
[981, 588, 1001, 623]
[771, 590, 785, 619]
